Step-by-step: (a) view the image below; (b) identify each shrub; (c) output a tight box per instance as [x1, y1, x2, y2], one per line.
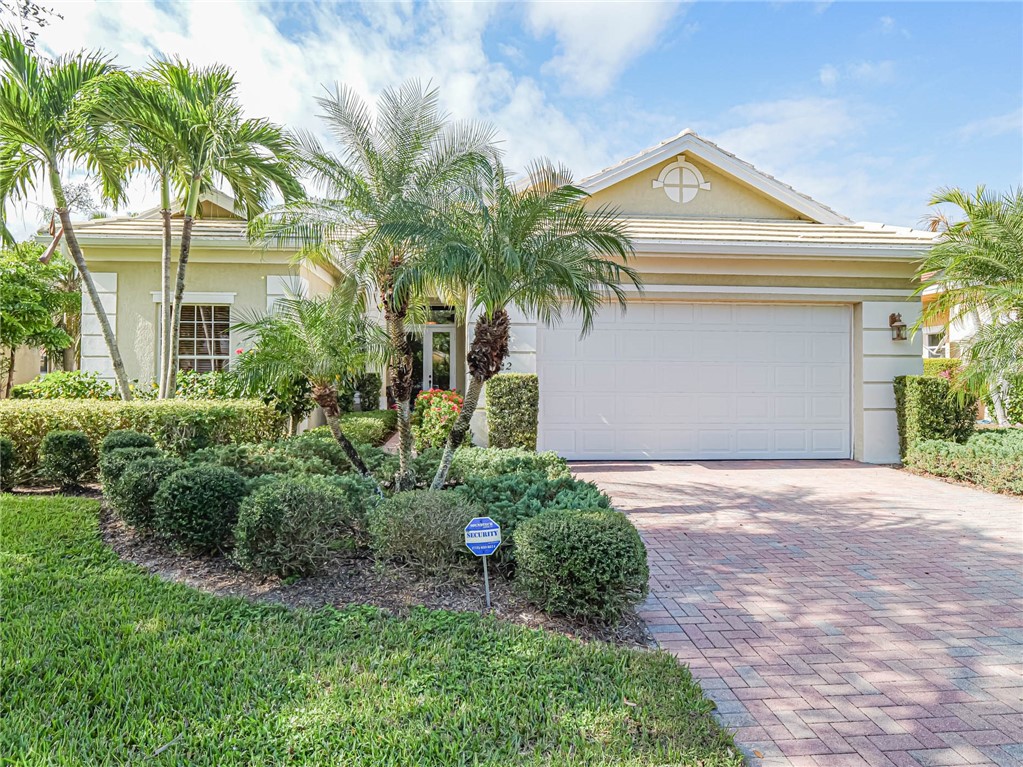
[341, 410, 398, 446]
[39, 430, 96, 488]
[893, 375, 976, 458]
[1007, 377, 1023, 425]
[10, 371, 115, 400]
[152, 465, 249, 551]
[515, 509, 649, 622]
[99, 430, 156, 455]
[279, 432, 352, 472]
[922, 358, 962, 379]
[487, 374, 539, 450]
[413, 389, 463, 452]
[0, 399, 286, 480]
[99, 446, 162, 487]
[454, 472, 548, 547]
[234, 475, 370, 576]
[188, 443, 333, 479]
[174, 369, 246, 399]
[905, 429, 1023, 495]
[367, 490, 479, 572]
[357, 372, 382, 411]
[545, 478, 613, 511]
[448, 447, 571, 483]
[0, 435, 16, 491]
[110, 456, 184, 528]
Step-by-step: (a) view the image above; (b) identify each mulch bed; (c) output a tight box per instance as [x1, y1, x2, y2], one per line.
[97, 503, 654, 649]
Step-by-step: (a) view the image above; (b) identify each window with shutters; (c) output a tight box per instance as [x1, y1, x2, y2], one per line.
[178, 305, 231, 372]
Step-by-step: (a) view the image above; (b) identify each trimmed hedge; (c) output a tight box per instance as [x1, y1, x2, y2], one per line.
[515, 509, 649, 622]
[152, 465, 249, 552]
[39, 431, 95, 488]
[110, 456, 185, 529]
[0, 399, 286, 478]
[487, 374, 539, 450]
[448, 447, 570, 483]
[100, 430, 156, 455]
[0, 436, 16, 491]
[905, 429, 1023, 495]
[367, 490, 479, 572]
[893, 375, 976, 459]
[188, 443, 334, 479]
[99, 446, 162, 486]
[304, 410, 398, 447]
[922, 358, 961, 378]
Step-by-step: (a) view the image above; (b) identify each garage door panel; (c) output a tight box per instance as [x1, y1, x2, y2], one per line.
[537, 302, 851, 460]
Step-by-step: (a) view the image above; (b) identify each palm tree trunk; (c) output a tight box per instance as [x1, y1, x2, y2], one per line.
[164, 176, 201, 398]
[157, 177, 173, 398]
[431, 374, 484, 489]
[311, 385, 376, 484]
[51, 172, 132, 400]
[385, 307, 416, 491]
[4, 348, 15, 397]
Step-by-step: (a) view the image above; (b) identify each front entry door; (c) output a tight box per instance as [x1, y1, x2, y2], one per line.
[411, 326, 454, 403]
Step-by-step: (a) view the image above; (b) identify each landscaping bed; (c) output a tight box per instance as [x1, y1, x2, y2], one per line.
[903, 428, 1023, 495]
[2, 494, 742, 766]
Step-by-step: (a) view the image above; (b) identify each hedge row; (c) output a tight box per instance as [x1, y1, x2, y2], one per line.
[922, 358, 962, 378]
[893, 375, 976, 459]
[487, 374, 539, 450]
[0, 399, 286, 477]
[905, 429, 1023, 495]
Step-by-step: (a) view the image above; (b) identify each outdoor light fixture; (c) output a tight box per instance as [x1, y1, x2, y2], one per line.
[889, 313, 908, 341]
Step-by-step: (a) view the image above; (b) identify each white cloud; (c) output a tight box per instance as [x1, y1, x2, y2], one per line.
[956, 108, 1023, 141]
[526, 0, 685, 96]
[818, 64, 839, 88]
[818, 60, 895, 89]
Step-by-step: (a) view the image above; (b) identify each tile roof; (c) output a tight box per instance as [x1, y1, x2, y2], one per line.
[70, 216, 249, 241]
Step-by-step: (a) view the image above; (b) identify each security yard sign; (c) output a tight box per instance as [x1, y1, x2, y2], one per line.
[465, 517, 501, 608]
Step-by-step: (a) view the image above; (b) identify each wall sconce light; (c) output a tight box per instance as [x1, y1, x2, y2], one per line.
[889, 313, 908, 341]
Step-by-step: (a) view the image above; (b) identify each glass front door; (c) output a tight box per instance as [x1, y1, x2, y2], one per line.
[409, 326, 455, 404]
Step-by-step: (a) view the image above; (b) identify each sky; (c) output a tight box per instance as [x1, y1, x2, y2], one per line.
[8, 0, 1023, 237]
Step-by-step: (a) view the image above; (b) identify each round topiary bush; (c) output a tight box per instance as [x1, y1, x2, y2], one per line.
[110, 456, 184, 529]
[0, 435, 17, 491]
[100, 429, 156, 455]
[99, 446, 162, 487]
[514, 509, 649, 623]
[152, 465, 248, 551]
[39, 430, 96, 489]
[367, 490, 479, 572]
[233, 474, 373, 576]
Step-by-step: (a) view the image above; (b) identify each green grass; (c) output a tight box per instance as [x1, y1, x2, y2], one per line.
[0, 495, 741, 766]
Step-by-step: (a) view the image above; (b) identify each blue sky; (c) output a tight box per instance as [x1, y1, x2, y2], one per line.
[13, 1, 1022, 236]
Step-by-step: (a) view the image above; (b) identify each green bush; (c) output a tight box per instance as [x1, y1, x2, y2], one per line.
[0, 399, 286, 480]
[922, 358, 962, 378]
[39, 430, 96, 488]
[367, 490, 479, 572]
[0, 435, 16, 491]
[487, 374, 539, 450]
[279, 432, 352, 472]
[514, 509, 649, 622]
[413, 390, 463, 452]
[10, 370, 115, 400]
[234, 475, 370, 576]
[357, 372, 382, 411]
[152, 465, 249, 551]
[1006, 377, 1023, 425]
[545, 478, 613, 511]
[99, 430, 156, 455]
[454, 472, 548, 549]
[99, 446, 162, 487]
[894, 375, 976, 458]
[448, 447, 570, 483]
[905, 429, 1023, 495]
[343, 410, 398, 446]
[188, 442, 334, 479]
[109, 456, 184, 529]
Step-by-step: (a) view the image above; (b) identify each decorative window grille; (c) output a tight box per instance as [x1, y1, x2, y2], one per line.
[178, 305, 231, 372]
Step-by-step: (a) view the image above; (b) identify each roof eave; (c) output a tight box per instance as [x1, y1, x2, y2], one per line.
[632, 238, 930, 260]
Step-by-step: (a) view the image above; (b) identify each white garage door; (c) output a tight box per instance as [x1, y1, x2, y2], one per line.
[537, 302, 851, 460]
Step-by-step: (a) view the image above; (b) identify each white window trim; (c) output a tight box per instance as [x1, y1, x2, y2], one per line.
[922, 324, 950, 359]
[177, 304, 233, 372]
[152, 291, 236, 304]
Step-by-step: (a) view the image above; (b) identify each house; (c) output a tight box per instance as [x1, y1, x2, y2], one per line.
[66, 132, 936, 464]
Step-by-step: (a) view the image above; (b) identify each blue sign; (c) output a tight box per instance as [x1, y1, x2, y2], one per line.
[464, 517, 502, 557]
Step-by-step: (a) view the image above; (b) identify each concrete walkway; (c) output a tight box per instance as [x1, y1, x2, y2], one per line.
[574, 461, 1023, 767]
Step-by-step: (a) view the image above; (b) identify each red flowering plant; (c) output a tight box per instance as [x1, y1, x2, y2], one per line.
[412, 389, 464, 452]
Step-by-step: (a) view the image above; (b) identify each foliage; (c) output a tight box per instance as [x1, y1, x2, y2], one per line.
[447, 446, 571, 484]
[99, 446, 161, 487]
[0, 399, 285, 479]
[546, 478, 613, 511]
[413, 389, 463, 452]
[38, 430, 95, 488]
[1008, 378, 1023, 425]
[367, 490, 479, 573]
[453, 472, 547, 560]
[922, 358, 962, 379]
[99, 429, 156, 455]
[174, 369, 245, 399]
[152, 465, 248, 552]
[11, 370, 116, 400]
[356, 372, 382, 411]
[515, 509, 649, 622]
[304, 410, 399, 447]
[0, 434, 15, 490]
[905, 429, 1023, 495]
[233, 474, 371, 576]
[894, 375, 976, 458]
[188, 442, 334, 479]
[1, 495, 741, 766]
[107, 456, 183, 529]
[486, 374, 539, 450]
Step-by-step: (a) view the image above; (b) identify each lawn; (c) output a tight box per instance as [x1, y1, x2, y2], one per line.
[1, 495, 742, 766]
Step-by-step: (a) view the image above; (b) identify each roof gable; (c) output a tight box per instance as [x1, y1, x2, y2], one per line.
[581, 130, 850, 225]
[138, 189, 245, 221]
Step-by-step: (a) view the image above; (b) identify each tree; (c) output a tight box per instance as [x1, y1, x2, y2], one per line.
[916, 186, 1023, 425]
[83, 61, 304, 397]
[231, 287, 387, 488]
[425, 160, 640, 488]
[250, 81, 496, 489]
[0, 241, 75, 395]
[0, 30, 133, 397]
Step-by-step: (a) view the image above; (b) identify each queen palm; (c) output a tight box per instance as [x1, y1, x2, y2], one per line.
[232, 288, 387, 486]
[916, 186, 1023, 425]
[250, 81, 496, 489]
[428, 160, 640, 489]
[0, 30, 133, 397]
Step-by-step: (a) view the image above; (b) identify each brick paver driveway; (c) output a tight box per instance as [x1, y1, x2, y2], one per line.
[574, 461, 1023, 767]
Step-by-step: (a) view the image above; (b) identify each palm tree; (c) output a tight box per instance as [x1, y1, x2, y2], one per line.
[232, 288, 387, 486]
[428, 160, 640, 488]
[249, 81, 496, 490]
[0, 30, 133, 397]
[84, 61, 304, 397]
[916, 186, 1023, 425]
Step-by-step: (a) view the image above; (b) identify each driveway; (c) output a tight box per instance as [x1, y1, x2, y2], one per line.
[574, 461, 1023, 767]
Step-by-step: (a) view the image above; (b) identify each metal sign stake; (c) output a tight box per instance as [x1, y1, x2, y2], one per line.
[482, 555, 491, 609]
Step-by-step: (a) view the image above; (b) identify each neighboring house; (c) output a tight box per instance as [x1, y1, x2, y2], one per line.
[62, 132, 936, 464]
